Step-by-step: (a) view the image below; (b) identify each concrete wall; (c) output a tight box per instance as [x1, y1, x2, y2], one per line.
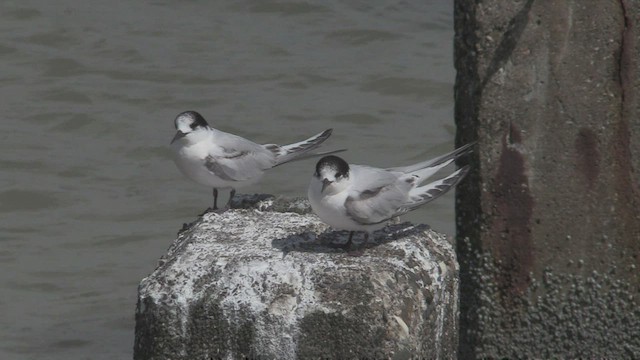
[454, 0, 640, 358]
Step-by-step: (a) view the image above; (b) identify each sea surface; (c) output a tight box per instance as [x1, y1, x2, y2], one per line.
[0, 1, 455, 358]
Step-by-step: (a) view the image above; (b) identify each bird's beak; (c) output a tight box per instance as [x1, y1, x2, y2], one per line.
[321, 178, 332, 193]
[171, 131, 186, 144]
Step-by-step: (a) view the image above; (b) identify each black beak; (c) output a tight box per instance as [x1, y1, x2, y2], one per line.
[321, 178, 332, 193]
[171, 131, 186, 144]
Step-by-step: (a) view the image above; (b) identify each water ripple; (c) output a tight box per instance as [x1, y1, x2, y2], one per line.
[0, 190, 60, 212]
[326, 29, 402, 45]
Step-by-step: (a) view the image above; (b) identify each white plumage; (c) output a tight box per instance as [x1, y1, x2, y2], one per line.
[171, 110, 340, 211]
[308, 143, 474, 247]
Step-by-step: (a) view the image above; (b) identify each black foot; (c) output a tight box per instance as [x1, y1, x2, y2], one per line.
[325, 238, 353, 251]
[199, 206, 230, 216]
[331, 231, 354, 251]
[212, 205, 230, 214]
[346, 248, 365, 257]
[343, 232, 370, 256]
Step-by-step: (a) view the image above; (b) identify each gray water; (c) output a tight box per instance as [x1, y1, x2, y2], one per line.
[0, 1, 455, 359]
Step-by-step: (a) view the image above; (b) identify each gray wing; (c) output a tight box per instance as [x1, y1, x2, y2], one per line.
[343, 166, 415, 225]
[205, 131, 276, 181]
[269, 129, 334, 165]
[387, 142, 476, 173]
[394, 165, 470, 217]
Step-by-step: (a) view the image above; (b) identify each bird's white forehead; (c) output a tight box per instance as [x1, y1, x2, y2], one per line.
[175, 113, 195, 129]
[318, 166, 342, 181]
[319, 164, 337, 174]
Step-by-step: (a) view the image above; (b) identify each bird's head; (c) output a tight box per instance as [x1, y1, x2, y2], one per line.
[171, 111, 209, 144]
[314, 155, 350, 194]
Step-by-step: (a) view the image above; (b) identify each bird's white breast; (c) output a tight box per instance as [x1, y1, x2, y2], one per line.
[171, 132, 245, 189]
[308, 177, 371, 232]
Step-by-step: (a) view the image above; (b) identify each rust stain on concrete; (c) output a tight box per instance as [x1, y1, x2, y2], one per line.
[490, 122, 534, 301]
[574, 128, 600, 189]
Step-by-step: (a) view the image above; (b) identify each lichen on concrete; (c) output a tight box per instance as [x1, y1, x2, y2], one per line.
[134, 195, 458, 359]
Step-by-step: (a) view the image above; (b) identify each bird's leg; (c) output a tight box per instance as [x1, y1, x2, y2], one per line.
[345, 231, 366, 257]
[343, 231, 354, 249]
[212, 188, 219, 210]
[211, 189, 236, 214]
[226, 189, 236, 209]
[200, 188, 219, 215]
[210, 188, 236, 214]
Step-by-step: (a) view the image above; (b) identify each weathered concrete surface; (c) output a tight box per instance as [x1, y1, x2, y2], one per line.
[454, 0, 640, 358]
[134, 195, 458, 359]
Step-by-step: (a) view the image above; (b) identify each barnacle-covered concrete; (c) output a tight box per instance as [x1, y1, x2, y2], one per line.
[454, 0, 640, 357]
[134, 195, 458, 359]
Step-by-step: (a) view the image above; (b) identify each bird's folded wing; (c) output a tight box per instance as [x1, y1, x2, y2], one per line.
[204, 149, 273, 181]
[344, 166, 412, 225]
[394, 165, 470, 217]
[204, 132, 277, 181]
[271, 129, 334, 165]
[387, 142, 475, 173]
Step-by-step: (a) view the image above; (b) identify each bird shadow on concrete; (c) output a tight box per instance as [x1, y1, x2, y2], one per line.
[271, 222, 432, 255]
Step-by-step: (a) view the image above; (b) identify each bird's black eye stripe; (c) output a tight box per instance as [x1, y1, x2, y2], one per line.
[181, 111, 209, 129]
[190, 116, 206, 129]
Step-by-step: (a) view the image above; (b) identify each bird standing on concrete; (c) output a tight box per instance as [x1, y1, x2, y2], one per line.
[171, 110, 342, 212]
[308, 143, 474, 248]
